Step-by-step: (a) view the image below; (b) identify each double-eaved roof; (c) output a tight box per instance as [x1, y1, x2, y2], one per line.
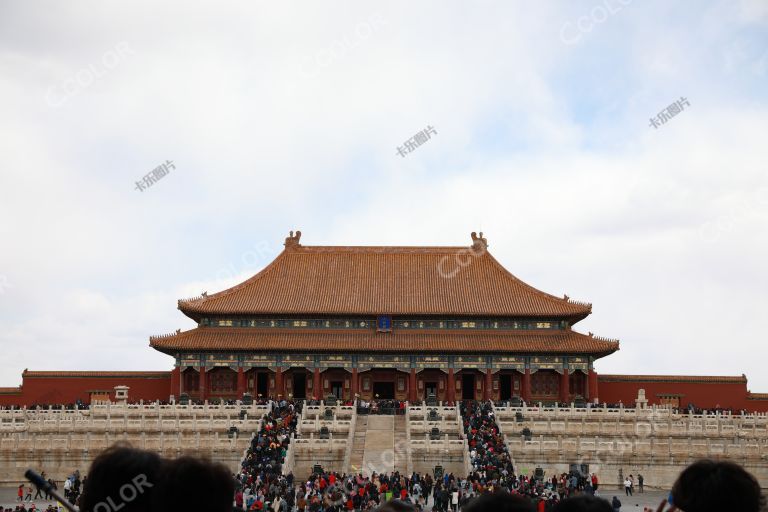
[150, 327, 619, 356]
[152, 232, 617, 357]
[177, 231, 592, 320]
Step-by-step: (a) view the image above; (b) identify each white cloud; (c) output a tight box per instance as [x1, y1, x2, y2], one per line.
[0, 0, 766, 391]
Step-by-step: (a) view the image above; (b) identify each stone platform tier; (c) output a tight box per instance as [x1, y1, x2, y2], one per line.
[407, 404, 469, 477]
[0, 401, 269, 485]
[288, 403, 356, 478]
[493, 403, 768, 489]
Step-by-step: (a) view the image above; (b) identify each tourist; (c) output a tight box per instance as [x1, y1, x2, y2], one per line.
[637, 474, 643, 493]
[553, 495, 612, 512]
[45, 478, 57, 501]
[643, 459, 765, 512]
[17, 484, 24, 502]
[463, 490, 534, 511]
[372, 499, 417, 512]
[151, 456, 235, 512]
[63, 478, 71, 502]
[611, 496, 621, 511]
[79, 446, 162, 512]
[590, 473, 598, 491]
[34, 472, 46, 500]
[623, 477, 632, 496]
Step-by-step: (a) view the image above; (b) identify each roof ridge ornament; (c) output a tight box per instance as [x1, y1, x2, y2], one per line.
[285, 230, 302, 249]
[470, 231, 488, 252]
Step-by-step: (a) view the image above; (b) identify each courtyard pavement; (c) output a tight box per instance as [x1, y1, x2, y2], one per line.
[0, 486, 62, 508]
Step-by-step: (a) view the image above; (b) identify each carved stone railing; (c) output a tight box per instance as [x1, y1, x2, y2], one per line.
[341, 401, 358, 474]
[500, 434, 768, 460]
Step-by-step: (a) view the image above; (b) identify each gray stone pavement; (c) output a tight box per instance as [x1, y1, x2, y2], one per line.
[593, 489, 669, 510]
[0, 487, 67, 509]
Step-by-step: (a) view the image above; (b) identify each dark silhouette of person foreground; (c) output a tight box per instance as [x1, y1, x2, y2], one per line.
[644, 459, 765, 512]
[79, 445, 233, 512]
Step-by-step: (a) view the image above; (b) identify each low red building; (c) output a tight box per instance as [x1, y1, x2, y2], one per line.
[1, 232, 766, 411]
[0, 371, 170, 406]
[598, 374, 768, 412]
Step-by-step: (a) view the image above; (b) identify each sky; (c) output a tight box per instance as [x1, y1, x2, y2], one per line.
[0, 1, 767, 389]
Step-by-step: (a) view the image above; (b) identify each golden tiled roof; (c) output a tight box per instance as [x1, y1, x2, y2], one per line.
[150, 327, 618, 356]
[177, 233, 592, 320]
[598, 374, 747, 384]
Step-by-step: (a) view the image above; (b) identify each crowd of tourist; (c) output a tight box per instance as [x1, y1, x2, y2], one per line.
[235, 398, 301, 510]
[357, 400, 407, 415]
[461, 400, 514, 478]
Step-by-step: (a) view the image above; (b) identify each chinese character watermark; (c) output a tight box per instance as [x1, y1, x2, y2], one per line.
[698, 187, 768, 243]
[134, 160, 175, 192]
[649, 97, 691, 129]
[45, 41, 135, 108]
[0, 275, 10, 295]
[396, 125, 437, 158]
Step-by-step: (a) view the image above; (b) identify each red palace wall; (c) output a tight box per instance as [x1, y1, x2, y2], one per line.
[3, 369, 768, 412]
[598, 375, 768, 412]
[0, 371, 171, 407]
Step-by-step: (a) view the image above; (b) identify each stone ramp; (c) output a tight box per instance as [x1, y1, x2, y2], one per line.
[361, 415, 394, 475]
[348, 415, 368, 474]
[393, 414, 408, 474]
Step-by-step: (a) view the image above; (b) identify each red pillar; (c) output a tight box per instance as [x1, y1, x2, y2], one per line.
[275, 367, 284, 399]
[351, 368, 358, 398]
[560, 369, 570, 403]
[522, 368, 532, 404]
[483, 371, 492, 401]
[237, 367, 246, 398]
[199, 367, 207, 401]
[313, 368, 321, 400]
[447, 368, 455, 403]
[409, 369, 417, 402]
[170, 366, 181, 400]
[588, 369, 599, 403]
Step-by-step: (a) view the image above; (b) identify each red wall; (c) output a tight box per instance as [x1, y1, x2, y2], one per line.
[0, 372, 171, 407]
[3, 369, 768, 413]
[598, 377, 768, 412]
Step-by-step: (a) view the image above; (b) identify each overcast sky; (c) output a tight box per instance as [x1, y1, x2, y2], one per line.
[1, 1, 767, 390]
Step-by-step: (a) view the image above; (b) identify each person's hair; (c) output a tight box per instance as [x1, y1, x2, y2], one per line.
[552, 495, 612, 512]
[151, 455, 235, 512]
[79, 445, 163, 512]
[372, 499, 417, 512]
[671, 459, 765, 512]
[462, 491, 534, 512]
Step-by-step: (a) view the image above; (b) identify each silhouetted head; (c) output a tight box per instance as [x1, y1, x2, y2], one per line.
[462, 491, 534, 512]
[152, 455, 235, 512]
[372, 500, 417, 512]
[671, 459, 765, 512]
[553, 495, 612, 512]
[80, 445, 162, 512]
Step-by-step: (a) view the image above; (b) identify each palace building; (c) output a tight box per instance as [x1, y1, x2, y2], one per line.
[150, 231, 617, 404]
[2, 231, 767, 411]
